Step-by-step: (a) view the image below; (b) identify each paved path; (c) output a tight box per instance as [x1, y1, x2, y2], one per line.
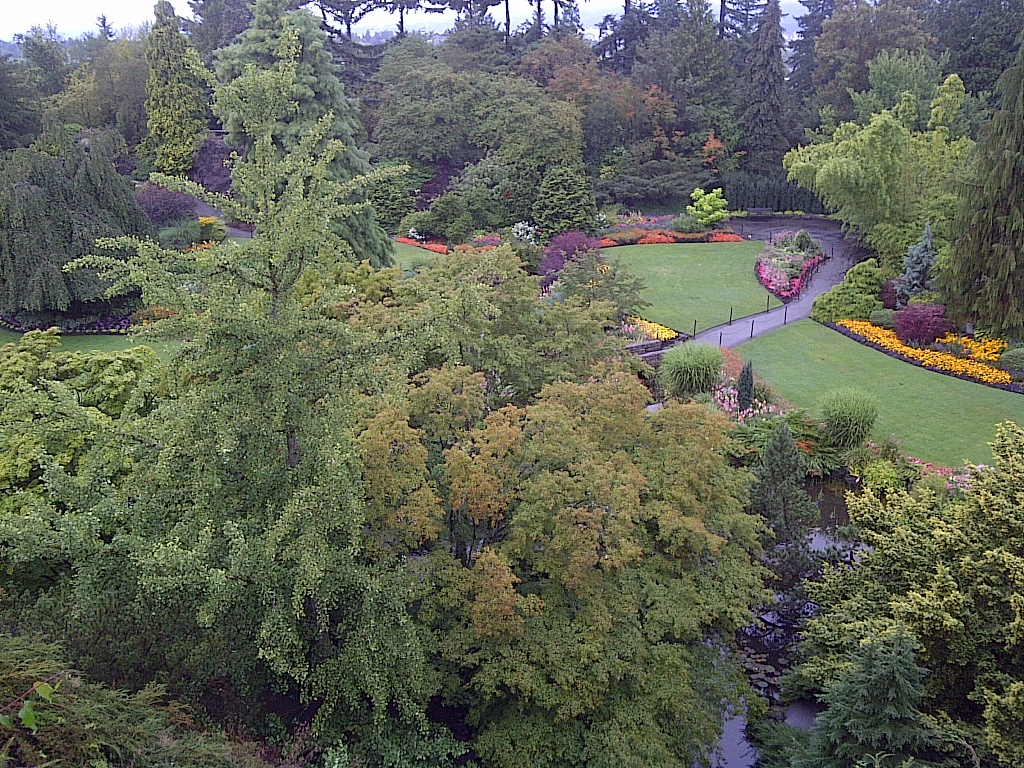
[693, 217, 870, 348]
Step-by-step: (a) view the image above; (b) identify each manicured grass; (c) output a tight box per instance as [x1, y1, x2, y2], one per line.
[392, 241, 441, 271]
[737, 320, 1024, 466]
[614, 241, 780, 334]
[0, 328, 179, 361]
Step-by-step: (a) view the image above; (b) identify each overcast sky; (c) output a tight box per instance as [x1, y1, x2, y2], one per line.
[1, 0, 802, 44]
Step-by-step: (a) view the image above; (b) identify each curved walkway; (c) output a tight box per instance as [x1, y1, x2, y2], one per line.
[693, 217, 870, 348]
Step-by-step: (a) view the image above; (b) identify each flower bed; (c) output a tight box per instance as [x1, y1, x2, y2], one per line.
[600, 228, 738, 247]
[755, 230, 824, 301]
[833, 319, 1020, 392]
[624, 316, 680, 342]
[396, 236, 448, 255]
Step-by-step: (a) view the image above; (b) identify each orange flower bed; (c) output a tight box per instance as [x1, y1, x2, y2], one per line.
[396, 237, 448, 254]
[709, 233, 745, 243]
[637, 232, 675, 244]
[837, 320, 1012, 386]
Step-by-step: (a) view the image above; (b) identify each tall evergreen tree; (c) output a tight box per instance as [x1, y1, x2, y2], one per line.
[145, 1, 210, 175]
[739, 0, 790, 176]
[187, 0, 254, 63]
[737, 359, 754, 411]
[0, 56, 41, 149]
[749, 421, 820, 598]
[940, 38, 1024, 338]
[786, 0, 834, 119]
[215, 0, 393, 267]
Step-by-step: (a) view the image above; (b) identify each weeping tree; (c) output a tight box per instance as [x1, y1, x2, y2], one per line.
[0, 132, 153, 322]
[939, 37, 1024, 338]
[214, 0, 392, 267]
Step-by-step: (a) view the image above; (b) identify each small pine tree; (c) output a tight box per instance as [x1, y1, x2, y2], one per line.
[738, 360, 755, 411]
[751, 422, 819, 550]
[532, 165, 597, 238]
[145, 1, 209, 175]
[897, 223, 935, 305]
[801, 627, 938, 768]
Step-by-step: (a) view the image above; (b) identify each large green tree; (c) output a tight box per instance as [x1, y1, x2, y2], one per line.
[48, 31, 149, 146]
[739, 0, 791, 175]
[785, 83, 973, 269]
[812, 0, 933, 123]
[787, 421, 1024, 767]
[939, 38, 1024, 338]
[62, 45, 458, 762]
[215, 0, 393, 267]
[0, 132, 153, 320]
[145, 1, 210, 175]
[0, 56, 41, 149]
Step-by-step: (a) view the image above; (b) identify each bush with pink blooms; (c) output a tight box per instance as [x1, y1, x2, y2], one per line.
[755, 230, 824, 301]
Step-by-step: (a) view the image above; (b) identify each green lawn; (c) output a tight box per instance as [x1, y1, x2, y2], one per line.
[737, 320, 1024, 466]
[614, 241, 779, 334]
[0, 328, 179, 361]
[392, 241, 441, 271]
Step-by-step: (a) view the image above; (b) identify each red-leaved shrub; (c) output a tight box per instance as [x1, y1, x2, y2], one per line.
[539, 232, 603, 288]
[895, 303, 948, 345]
[134, 183, 196, 227]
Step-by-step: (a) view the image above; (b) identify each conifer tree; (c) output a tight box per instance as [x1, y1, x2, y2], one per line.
[799, 627, 938, 768]
[739, 0, 789, 176]
[897, 223, 934, 305]
[750, 421, 820, 612]
[940, 39, 1024, 338]
[737, 359, 754, 411]
[532, 165, 597, 237]
[214, 0, 393, 267]
[145, 1, 210, 175]
[786, 0, 834, 117]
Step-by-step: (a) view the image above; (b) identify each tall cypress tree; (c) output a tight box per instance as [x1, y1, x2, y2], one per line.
[940, 39, 1024, 338]
[786, 0, 834, 117]
[145, 1, 210, 175]
[214, 0, 393, 268]
[739, 0, 789, 176]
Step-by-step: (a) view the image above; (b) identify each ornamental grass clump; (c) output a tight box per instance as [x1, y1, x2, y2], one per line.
[659, 343, 723, 399]
[819, 387, 878, 451]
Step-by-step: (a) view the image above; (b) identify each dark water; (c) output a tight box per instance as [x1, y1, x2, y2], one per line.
[712, 482, 846, 766]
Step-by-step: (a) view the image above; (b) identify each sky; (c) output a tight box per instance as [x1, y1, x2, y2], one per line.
[0, 0, 803, 43]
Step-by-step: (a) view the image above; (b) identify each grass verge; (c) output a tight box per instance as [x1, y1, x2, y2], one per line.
[614, 241, 778, 334]
[737, 320, 1024, 466]
[0, 328, 179, 362]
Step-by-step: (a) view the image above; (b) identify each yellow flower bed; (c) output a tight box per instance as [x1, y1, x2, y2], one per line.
[627, 316, 680, 342]
[198, 216, 219, 227]
[935, 333, 1007, 362]
[837, 320, 1012, 386]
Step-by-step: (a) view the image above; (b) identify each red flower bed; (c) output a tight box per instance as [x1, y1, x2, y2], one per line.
[709, 233, 745, 243]
[396, 237, 448, 255]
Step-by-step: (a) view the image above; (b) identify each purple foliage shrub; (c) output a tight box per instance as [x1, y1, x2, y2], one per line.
[134, 183, 196, 228]
[539, 231, 603, 289]
[895, 303, 948, 345]
[880, 280, 899, 309]
[190, 135, 234, 194]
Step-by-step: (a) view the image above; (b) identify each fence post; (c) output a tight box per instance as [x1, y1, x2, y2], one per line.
[784, 305, 788, 324]
[766, 295, 770, 313]
[719, 332, 723, 345]
[728, 307, 733, 325]
[750, 319, 755, 339]
[693, 319, 697, 338]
